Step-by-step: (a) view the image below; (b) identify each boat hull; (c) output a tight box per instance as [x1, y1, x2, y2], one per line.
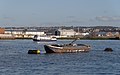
[33, 39, 57, 41]
[44, 44, 90, 53]
[32, 35, 57, 41]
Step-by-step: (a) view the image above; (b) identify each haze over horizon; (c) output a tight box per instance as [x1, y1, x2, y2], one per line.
[1, 0, 120, 27]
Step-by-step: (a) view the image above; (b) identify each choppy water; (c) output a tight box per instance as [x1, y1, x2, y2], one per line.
[0, 39, 120, 75]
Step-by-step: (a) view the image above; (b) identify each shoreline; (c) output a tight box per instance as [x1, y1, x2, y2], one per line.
[0, 37, 119, 40]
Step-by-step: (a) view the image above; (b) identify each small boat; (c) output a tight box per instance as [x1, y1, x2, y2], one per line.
[44, 39, 91, 53]
[33, 35, 57, 41]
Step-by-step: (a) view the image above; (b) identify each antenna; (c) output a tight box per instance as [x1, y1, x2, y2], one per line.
[69, 38, 78, 45]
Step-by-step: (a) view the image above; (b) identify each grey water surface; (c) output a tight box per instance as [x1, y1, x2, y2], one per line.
[0, 40, 120, 75]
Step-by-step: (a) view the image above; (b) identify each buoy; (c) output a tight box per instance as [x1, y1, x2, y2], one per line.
[28, 50, 40, 54]
[104, 48, 113, 52]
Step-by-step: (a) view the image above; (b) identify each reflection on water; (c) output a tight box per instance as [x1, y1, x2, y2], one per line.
[0, 39, 120, 75]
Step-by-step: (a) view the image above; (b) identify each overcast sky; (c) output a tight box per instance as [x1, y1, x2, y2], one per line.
[1, 0, 120, 27]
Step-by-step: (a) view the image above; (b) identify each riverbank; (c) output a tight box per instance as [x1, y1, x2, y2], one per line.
[0, 37, 119, 40]
[57, 37, 120, 40]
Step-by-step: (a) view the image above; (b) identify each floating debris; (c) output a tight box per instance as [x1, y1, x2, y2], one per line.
[104, 48, 113, 52]
[28, 50, 40, 54]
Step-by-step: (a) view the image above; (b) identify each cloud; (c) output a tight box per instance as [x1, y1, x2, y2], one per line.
[65, 20, 84, 23]
[66, 16, 76, 19]
[96, 16, 120, 22]
[64, 16, 85, 24]
[0, 16, 15, 21]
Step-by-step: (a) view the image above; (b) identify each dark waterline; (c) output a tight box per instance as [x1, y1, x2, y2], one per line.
[0, 40, 120, 75]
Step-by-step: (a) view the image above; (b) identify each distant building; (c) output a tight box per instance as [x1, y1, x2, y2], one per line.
[0, 28, 5, 34]
[96, 32, 107, 37]
[94, 32, 120, 37]
[55, 29, 76, 37]
[76, 32, 89, 36]
[0, 34, 14, 39]
[0, 28, 14, 39]
[5, 30, 45, 38]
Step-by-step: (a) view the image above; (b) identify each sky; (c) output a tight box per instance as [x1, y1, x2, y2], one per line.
[0, 0, 120, 27]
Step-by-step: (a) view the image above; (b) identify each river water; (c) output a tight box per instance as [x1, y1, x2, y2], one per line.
[0, 39, 120, 75]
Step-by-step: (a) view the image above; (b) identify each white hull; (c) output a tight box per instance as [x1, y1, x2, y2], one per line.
[33, 35, 57, 41]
